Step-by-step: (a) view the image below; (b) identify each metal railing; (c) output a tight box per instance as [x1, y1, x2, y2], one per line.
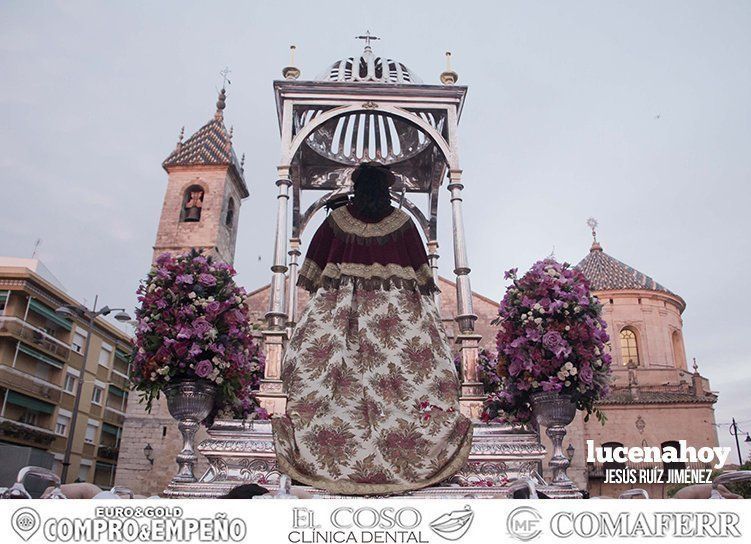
[0, 316, 71, 360]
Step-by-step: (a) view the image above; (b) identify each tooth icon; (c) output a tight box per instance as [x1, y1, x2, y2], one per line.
[429, 505, 474, 541]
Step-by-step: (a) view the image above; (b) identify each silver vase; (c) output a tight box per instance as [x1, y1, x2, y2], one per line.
[530, 391, 576, 487]
[164, 380, 217, 484]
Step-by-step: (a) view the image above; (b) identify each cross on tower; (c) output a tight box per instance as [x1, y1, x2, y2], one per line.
[587, 217, 599, 242]
[355, 30, 380, 49]
[220, 67, 232, 89]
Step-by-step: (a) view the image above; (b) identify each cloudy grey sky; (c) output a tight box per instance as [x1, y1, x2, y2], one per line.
[1, 1, 749, 453]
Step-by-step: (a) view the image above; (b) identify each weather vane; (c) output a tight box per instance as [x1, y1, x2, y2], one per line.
[587, 217, 599, 242]
[220, 67, 232, 89]
[355, 30, 380, 48]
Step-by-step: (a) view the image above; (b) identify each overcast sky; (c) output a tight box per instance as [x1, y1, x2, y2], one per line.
[1, 1, 749, 454]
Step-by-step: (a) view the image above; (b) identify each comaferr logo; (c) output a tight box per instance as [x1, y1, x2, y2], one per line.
[507, 506, 542, 541]
[551, 511, 741, 538]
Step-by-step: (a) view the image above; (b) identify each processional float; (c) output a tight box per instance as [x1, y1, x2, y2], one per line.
[166, 36, 578, 498]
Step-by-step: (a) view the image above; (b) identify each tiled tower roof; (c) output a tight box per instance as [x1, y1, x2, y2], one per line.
[576, 241, 675, 295]
[162, 89, 248, 196]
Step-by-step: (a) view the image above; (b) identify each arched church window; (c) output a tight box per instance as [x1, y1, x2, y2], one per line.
[182, 185, 204, 222]
[671, 330, 685, 368]
[619, 328, 639, 366]
[225, 198, 235, 227]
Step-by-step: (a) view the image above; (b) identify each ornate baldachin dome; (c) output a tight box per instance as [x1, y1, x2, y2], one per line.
[299, 40, 437, 179]
[317, 43, 422, 84]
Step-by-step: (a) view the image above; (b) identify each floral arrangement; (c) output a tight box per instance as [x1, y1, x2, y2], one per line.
[482, 259, 612, 425]
[131, 250, 267, 423]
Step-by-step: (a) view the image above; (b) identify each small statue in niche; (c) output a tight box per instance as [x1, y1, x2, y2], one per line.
[184, 189, 204, 222]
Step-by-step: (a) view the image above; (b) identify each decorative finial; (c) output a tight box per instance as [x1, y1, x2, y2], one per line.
[215, 87, 227, 120]
[282, 45, 301, 80]
[693, 357, 699, 373]
[176, 126, 184, 149]
[587, 217, 602, 251]
[355, 30, 380, 51]
[240, 153, 246, 171]
[440, 51, 459, 85]
[215, 67, 231, 120]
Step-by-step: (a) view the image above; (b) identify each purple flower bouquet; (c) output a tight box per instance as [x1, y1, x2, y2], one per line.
[130, 250, 267, 424]
[482, 259, 612, 425]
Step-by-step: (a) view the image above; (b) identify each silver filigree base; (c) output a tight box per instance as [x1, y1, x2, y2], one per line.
[162, 380, 217, 491]
[164, 419, 580, 499]
[530, 392, 577, 488]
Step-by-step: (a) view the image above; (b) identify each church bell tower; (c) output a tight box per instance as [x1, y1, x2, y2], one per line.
[116, 87, 248, 496]
[154, 87, 249, 264]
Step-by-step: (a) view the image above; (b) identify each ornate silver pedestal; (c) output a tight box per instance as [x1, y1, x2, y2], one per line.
[164, 419, 579, 498]
[530, 391, 577, 488]
[161, 380, 217, 493]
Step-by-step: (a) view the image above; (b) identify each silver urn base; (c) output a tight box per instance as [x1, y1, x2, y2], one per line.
[530, 391, 577, 488]
[162, 380, 217, 490]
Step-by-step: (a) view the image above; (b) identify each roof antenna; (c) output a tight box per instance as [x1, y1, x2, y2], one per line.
[31, 238, 42, 259]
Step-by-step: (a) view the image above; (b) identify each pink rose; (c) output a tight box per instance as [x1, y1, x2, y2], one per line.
[195, 360, 213, 378]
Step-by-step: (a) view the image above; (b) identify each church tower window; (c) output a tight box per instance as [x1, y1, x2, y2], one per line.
[671, 330, 686, 368]
[182, 185, 204, 222]
[225, 198, 235, 227]
[619, 327, 640, 366]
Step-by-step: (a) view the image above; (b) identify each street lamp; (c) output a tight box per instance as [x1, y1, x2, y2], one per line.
[566, 443, 575, 461]
[55, 295, 131, 483]
[729, 418, 749, 466]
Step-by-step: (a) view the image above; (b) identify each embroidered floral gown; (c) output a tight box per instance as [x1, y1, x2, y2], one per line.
[272, 203, 472, 495]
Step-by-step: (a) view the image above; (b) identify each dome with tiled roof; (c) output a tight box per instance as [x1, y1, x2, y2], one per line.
[576, 240, 676, 296]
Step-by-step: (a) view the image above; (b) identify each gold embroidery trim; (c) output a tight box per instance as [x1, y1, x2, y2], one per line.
[330, 206, 410, 238]
[322, 262, 433, 284]
[299, 259, 433, 287]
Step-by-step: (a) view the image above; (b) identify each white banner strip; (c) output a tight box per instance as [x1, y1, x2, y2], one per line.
[0, 498, 749, 544]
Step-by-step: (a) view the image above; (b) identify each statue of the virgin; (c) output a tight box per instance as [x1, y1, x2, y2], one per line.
[272, 162, 472, 495]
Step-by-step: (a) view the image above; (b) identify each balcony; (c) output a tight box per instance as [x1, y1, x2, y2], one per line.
[0, 316, 71, 361]
[103, 406, 125, 427]
[0, 416, 56, 448]
[97, 445, 120, 460]
[0, 366, 62, 404]
[108, 371, 129, 390]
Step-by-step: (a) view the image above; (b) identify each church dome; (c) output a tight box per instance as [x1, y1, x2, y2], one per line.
[317, 44, 422, 84]
[576, 241, 677, 297]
